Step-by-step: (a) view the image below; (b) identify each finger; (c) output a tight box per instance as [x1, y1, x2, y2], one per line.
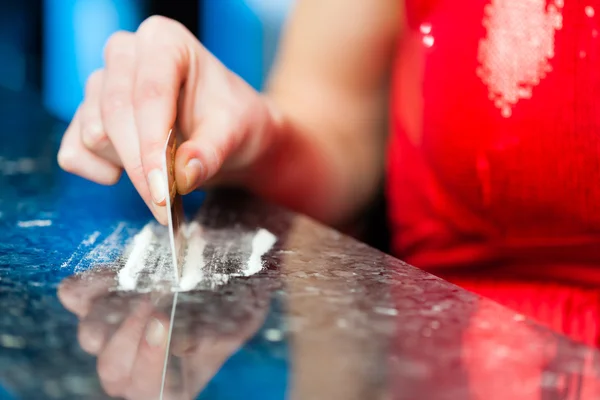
[78, 318, 108, 355]
[96, 299, 154, 397]
[101, 30, 167, 224]
[173, 90, 275, 195]
[125, 314, 170, 399]
[57, 108, 122, 185]
[133, 16, 195, 203]
[57, 267, 117, 318]
[175, 104, 260, 194]
[180, 335, 246, 396]
[79, 69, 122, 166]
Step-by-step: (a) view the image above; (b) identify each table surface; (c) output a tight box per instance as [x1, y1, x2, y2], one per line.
[2, 87, 600, 400]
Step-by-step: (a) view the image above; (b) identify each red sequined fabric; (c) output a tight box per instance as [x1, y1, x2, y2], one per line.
[387, 0, 600, 339]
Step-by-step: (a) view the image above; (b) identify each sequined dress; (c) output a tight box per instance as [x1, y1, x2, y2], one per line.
[387, 0, 600, 343]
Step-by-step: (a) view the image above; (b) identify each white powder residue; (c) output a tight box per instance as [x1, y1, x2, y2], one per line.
[17, 219, 52, 228]
[61, 231, 107, 268]
[82, 231, 101, 246]
[60, 257, 73, 269]
[177, 222, 207, 291]
[243, 228, 277, 276]
[73, 223, 129, 273]
[111, 221, 278, 292]
[118, 224, 156, 290]
[210, 273, 231, 286]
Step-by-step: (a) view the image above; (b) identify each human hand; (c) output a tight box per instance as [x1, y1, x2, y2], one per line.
[57, 16, 281, 225]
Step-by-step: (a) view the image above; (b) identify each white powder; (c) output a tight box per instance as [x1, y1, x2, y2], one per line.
[82, 231, 101, 246]
[61, 229, 115, 269]
[60, 219, 279, 292]
[210, 273, 232, 286]
[243, 228, 277, 276]
[177, 222, 207, 291]
[117, 224, 156, 290]
[17, 219, 52, 228]
[73, 223, 129, 273]
[114, 221, 277, 292]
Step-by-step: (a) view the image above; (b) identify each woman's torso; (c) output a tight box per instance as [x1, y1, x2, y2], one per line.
[387, 0, 600, 283]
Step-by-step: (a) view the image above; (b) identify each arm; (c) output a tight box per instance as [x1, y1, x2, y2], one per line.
[248, 0, 403, 227]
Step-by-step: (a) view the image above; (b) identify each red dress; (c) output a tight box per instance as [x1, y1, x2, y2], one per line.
[387, 0, 600, 345]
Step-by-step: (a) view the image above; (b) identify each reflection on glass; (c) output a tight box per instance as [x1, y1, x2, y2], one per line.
[57, 211, 287, 399]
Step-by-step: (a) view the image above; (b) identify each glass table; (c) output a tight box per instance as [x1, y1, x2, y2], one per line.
[1, 87, 600, 399]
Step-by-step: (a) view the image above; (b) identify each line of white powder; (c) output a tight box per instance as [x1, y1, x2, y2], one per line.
[60, 220, 277, 292]
[117, 224, 156, 290]
[17, 219, 52, 228]
[115, 222, 277, 292]
[244, 228, 277, 276]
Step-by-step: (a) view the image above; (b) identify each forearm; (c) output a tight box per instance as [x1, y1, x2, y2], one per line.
[225, 0, 400, 227]
[241, 87, 387, 228]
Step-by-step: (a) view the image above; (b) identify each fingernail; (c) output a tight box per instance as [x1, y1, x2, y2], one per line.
[82, 123, 104, 148]
[145, 318, 165, 347]
[184, 158, 204, 190]
[148, 169, 166, 204]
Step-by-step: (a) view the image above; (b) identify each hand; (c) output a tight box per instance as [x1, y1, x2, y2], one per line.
[57, 16, 280, 225]
[58, 266, 269, 399]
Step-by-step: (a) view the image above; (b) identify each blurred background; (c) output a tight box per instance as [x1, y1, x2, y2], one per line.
[0, 0, 294, 122]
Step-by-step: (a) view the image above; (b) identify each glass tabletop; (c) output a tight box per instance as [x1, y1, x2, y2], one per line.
[2, 87, 600, 400]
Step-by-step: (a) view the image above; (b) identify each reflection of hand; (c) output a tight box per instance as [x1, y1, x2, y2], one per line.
[58, 266, 269, 399]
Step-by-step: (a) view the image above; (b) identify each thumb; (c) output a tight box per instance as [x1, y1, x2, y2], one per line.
[175, 105, 273, 194]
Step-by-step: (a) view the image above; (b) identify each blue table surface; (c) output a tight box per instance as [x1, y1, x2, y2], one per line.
[0, 87, 288, 399]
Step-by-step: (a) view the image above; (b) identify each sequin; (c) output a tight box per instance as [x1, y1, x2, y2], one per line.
[477, 0, 563, 117]
[423, 35, 435, 47]
[420, 22, 432, 34]
[420, 22, 435, 48]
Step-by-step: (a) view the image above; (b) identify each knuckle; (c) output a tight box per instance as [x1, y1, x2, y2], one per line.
[103, 31, 134, 62]
[137, 16, 189, 56]
[133, 79, 174, 107]
[57, 146, 77, 172]
[77, 326, 96, 354]
[137, 15, 176, 39]
[101, 88, 130, 117]
[82, 128, 108, 152]
[103, 170, 122, 186]
[85, 70, 104, 96]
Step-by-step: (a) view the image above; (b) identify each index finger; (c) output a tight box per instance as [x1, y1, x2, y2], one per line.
[57, 267, 116, 318]
[132, 16, 199, 206]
